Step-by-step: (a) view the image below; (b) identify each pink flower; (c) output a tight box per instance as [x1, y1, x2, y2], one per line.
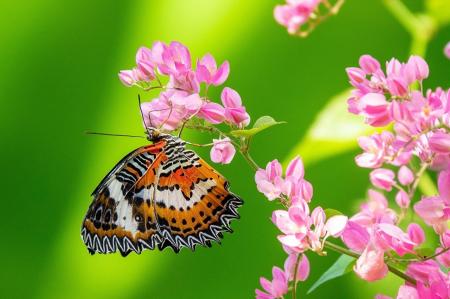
[158, 41, 192, 76]
[359, 93, 392, 127]
[407, 223, 425, 245]
[136, 46, 156, 80]
[354, 245, 388, 281]
[118, 70, 135, 86]
[255, 160, 284, 200]
[395, 190, 410, 209]
[255, 266, 289, 299]
[210, 138, 235, 164]
[406, 260, 449, 298]
[445, 42, 450, 59]
[370, 168, 396, 191]
[141, 90, 202, 130]
[196, 53, 230, 86]
[221, 87, 250, 127]
[396, 285, 419, 299]
[374, 223, 416, 256]
[274, 0, 321, 34]
[324, 215, 348, 237]
[398, 165, 414, 185]
[355, 132, 395, 168]
[351, 189, 397, 227]
[429, 130, 450, 154]
[359, 55, 381, 74]
[285, 156, 305, 181]
[405, 55, 429, 82]
[197, 102, 226, 124]
[414, 168, 450, 233]
[284, 253, 310, 282]
[387, 77, 408, 97]
[341, 221, 370, 252]
[167, 70, 200, 94]
[282, 156, 313, 203]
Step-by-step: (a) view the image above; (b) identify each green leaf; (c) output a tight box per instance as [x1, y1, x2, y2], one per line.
[230, 116, 285, 137]
[324, 208, 343, 219]
[307, 255, 355, 294]
[285, 89, 381, 166]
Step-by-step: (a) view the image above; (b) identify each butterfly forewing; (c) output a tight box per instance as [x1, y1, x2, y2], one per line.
[81, 135, 243, 255]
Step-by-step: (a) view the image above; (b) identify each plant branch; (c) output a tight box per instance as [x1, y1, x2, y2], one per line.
[323, 241, 417, 284]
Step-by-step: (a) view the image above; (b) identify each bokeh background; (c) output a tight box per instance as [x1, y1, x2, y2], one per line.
[1, 0, 449, 298]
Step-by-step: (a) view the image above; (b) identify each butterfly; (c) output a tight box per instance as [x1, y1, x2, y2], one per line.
[81, 128, 243, 256]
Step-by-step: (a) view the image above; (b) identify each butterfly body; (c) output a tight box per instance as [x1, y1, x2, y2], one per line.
[81, 129, 243, 256]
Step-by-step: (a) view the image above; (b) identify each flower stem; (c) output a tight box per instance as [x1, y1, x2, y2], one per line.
[292, 254, 302, 299]
[323, 241, 417, 284]
[381, 0, 437, 57]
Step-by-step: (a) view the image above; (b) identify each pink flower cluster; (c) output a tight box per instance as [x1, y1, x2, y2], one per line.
[256, 253, 310, 299]
[255, 157, 348, 296]
[273, 0, 344, 36]
[342, 55, 450, 295]
[274, 0, 321, 34]
[119, 41, 251, 164]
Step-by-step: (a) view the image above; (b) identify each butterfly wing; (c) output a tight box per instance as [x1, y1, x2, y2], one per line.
[81, 141, 167, 256]
[151, 148, 243, 252]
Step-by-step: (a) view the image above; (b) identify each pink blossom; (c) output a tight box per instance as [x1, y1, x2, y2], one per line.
[405, 55, 429, 82]
[255, 160, 284, 200]
[282, 156, 313, 203]
[196, 53, 230, 86]
[341, 221, 370, 252]
[285, 156, 305, 181]
[167, 70, 200, 94]
[197, 102, 225, 124]
[414, 168, 450, 233]
[370, 168, 396, 191]
[141, 90, 202, 130]
[210, 138, 235, 164]
[398, 165, 414, 185]
[374, 223, 416, 256]
[387, 77, 408, 97]
[355, 131, 395, 168]
[324, 215, 348, 237]
[359, 93, 392, 127]
[429, 130, 450, 154]
[284, 253, 310, 281]
[406, 260, 449, 298]
[274, 0, 321, 34]
[221, 87, 250, 127]
[445, 42, 450, 59]
[135, 46, 156, 80]
[396, 285, 419, 299]
[354, 245, 388, 281]
[407, 223, 425, 245]
[351, 189, 397, 227]
[359, 55, 381, 74]
[158, 41, 192, 76]
[255, 266, 289, 299]
[118, 70, 135, 86]
[395, 190, 410, 209]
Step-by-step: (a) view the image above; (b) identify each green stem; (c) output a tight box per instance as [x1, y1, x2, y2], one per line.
[323, 241, 417, 284]
[292, 254, 302, 299]
[381, 0, 437, 56]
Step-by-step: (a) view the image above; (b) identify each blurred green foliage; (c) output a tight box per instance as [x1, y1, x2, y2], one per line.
[0, 0, 448, 298]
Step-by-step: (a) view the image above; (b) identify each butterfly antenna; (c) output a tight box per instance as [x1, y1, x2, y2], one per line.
[85, 131, 146, 138]
[138, 94, 152, 137]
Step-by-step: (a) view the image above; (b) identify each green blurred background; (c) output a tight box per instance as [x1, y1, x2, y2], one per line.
[1, 0, 449, 298]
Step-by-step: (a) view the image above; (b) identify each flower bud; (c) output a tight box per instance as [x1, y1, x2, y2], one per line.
[407, 223, 425, 245]
[370, 168, 396, 191]
[398, 166, 414, 185]
[210, 138, 235, 164]
[406, 55, 429, 81]
[429, 131, 450, 154]
[359, 55, 381, 74]
[395, 190, 410, 209]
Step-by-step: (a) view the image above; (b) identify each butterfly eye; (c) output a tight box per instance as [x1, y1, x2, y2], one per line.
[134, 214, 143, 222]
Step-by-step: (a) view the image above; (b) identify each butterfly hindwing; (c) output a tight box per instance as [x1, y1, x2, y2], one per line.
[81, 142, 166, 255]
[81, 135, 243, 255]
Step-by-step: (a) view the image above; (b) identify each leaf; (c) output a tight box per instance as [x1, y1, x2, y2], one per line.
[230, 116, 285, 137]
[324, 208, 343, 219]
[285, 89, 381, 166]
[307, 254, 355, 294]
